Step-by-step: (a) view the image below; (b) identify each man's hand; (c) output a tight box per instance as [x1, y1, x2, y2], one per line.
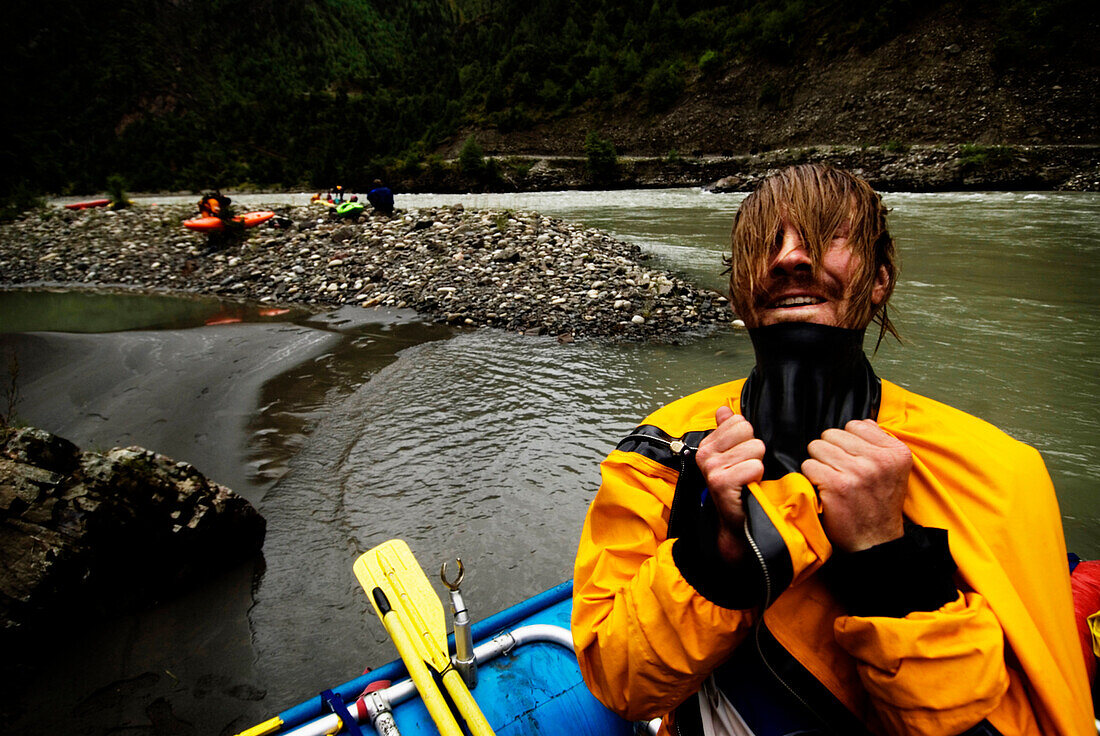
[801, 419, 910, 553]
[694, 407, 766, 564]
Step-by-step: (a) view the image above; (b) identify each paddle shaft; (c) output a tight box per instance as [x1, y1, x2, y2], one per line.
[377, 548, 495, 736]
[441, 669, 494, 736]
[373, 588, 464, 736]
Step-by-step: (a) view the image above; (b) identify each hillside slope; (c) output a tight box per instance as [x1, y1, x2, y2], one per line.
[3, 0, 1096, 199]
[463, 5, 1097, 158]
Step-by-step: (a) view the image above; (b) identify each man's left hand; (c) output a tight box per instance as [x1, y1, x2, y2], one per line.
[801, 419, 911, 553]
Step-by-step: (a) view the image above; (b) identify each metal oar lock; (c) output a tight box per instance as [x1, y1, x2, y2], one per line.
[355, 540, 495, 736]
[441, 558, 478, 689]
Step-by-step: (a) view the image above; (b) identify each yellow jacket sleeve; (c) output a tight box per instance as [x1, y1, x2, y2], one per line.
[833, 592, 1017, 735]
[571, 449, 756, 721]
[881, 384, 1094, 735]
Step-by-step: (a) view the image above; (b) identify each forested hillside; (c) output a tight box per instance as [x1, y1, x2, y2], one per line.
[3, 0, 1096, 200]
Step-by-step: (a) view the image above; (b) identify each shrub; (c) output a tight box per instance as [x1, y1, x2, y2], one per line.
[584, 130, 618, 185]
[458, 135, 485, 176]
[505, 158, 533, 178]
[493, 105, 532, 133]
[698, 49, 721, 76]
[567, 80, 588, 106]
[106, 174, 131, 209]
[397, 146, 425, 177]
[538, 80, 563, 108]
[586, 64, 616, 100]
[957, 144, 1014, 174]
[425, 153, 448, 175]
[0, 182, 45, 221]
[643, 61, 685, 112]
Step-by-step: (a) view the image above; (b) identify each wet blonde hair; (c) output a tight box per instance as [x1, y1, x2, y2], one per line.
[728, 163, 899, 346]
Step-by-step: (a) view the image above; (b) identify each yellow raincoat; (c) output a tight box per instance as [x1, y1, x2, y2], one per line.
[573, 379, 1092, 735]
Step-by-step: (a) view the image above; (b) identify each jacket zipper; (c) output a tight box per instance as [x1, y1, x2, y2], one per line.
[744, 516, 832, 732]
[742, 517, 772, 608]
[753, 621, 826, 731]
[648, 429, 839, 736]
[622, 432, 693, 456]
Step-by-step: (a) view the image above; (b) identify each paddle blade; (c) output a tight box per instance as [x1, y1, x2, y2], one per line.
[353, 539, 449, 669]
[354, 540, 497, 736]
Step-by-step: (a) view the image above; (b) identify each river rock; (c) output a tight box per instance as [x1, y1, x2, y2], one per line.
[0, 426, 265, 638]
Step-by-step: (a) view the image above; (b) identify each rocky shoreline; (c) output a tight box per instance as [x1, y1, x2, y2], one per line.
[0, 203, 734, 342]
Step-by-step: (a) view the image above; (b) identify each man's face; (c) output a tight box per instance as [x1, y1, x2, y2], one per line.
[741, 220, 888, 329]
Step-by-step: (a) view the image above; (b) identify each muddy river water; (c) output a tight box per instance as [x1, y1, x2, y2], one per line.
[2, 188, 1098, 734]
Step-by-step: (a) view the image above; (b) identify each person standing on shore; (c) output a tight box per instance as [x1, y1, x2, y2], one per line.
[572, 164, 1091, 735]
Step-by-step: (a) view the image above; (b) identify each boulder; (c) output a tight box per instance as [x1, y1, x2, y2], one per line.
[0, 426, 265, 637]
[706, 175, 750, 192]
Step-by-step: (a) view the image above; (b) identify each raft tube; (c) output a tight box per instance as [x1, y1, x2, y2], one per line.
[183, 210, 276, 232]
[64, 199, 111, 210]
[243, 581, 642, 736]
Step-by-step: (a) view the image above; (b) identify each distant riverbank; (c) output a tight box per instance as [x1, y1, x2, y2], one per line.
[0, 203, 733, 342]
[38, 144, 1100, 206]
[379, 143, 1100, 194]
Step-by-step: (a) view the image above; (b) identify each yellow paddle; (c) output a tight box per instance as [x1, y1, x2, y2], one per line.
[354, 540, 495, 736]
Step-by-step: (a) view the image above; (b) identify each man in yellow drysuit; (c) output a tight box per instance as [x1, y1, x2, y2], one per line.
[572, 164, 1092, 735]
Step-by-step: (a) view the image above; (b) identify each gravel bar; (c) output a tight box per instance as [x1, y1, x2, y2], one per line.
[0, 203, 735, 341]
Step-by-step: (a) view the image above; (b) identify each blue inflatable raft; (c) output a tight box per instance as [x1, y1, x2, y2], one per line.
[236, 580, 651, 736]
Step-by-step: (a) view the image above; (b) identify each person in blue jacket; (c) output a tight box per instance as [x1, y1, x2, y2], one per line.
[367, 180, 394, 215]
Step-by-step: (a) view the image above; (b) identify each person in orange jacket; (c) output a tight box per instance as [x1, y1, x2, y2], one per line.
[572, 164, 1093, 735]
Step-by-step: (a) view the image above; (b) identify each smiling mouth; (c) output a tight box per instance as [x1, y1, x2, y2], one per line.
[770, 295, 825, 308]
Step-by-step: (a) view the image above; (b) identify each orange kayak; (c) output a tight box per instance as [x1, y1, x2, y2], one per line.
[64, 199, 111, 210]
[183, 210, 275, 232]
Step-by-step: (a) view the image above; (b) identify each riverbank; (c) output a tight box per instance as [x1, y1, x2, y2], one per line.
[385, 143, 1100, 194]
[0, 204, 733, 342]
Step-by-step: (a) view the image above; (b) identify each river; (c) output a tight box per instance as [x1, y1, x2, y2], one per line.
[3, 188, 1098, 735]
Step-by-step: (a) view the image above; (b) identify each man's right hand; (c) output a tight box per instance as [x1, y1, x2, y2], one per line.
[694, 407, 766, 564]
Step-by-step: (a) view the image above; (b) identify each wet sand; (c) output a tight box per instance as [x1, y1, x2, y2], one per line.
[0, 306, 446, 735]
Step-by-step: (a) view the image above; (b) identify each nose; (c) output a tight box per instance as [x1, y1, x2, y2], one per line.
[770, 224, 812, 274]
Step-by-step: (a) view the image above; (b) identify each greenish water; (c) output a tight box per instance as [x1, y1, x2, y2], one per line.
[0, 288, 310, 333]
[3, 189, 1098, 735]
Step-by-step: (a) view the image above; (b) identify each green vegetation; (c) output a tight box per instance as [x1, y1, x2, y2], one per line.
[1, 0, 1093, 203]
[458, 135, 486, 177]
[991, 0, 1095, 70]
[105, 175, 131, 210]
[584, 131, 618, 185]
[506, 158, 534, 178]
[698, 50, 722, 76]
[757, 79, 783, 108]
[957, 144, 1015, 173]
[0, 185, 45, 222]
[643, 61, 686, 112]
